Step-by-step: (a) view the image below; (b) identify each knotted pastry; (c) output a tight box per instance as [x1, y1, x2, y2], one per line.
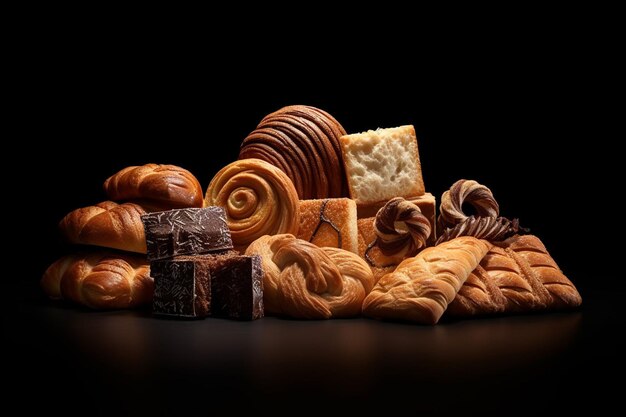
[436, 216, 521, 245]
[104, 163, 203, 208]
[41, 252, 152, 309]
[438, 179, 499, 230]
[373, 197, 431, 258]
[205, 159, 299, 250]
[239, 105, 348, 199]
[360, 198, 431, 280]
[245, 234, 374, 319]
[447, 234, 582, 316]
[362, 237, 490, 324]
[59, 201, 148, 253]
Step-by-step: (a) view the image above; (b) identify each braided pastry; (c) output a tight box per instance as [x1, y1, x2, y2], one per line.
[239, 105, 347, 199]
[436, 216, 522, 245]
[373, 197, 432, 258]
[205, 159, 300, 249]
[245, 234, 375, 319]
[104, 163, 203, 208]
[59, 201, 148, 253]
[438, 179, 499, 230]
[41, 252, 152, 309]
[362, 237, 491, 324]
[447, 235, 582, 317]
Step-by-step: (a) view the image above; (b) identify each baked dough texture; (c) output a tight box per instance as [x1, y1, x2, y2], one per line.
[362, 237, 490, 324]
[245, 234, 374, 319]
[239, 105, 348, 199]
[41, 252, 152, 309]
[59, 201, 148, 253]
[104, 163, 203, 208]
[448, 234, 582, 316]
[205, 159, 299, 250]
[341, 125, 425, 204]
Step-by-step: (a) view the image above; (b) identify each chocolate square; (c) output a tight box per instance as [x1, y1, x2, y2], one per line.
[151, 257, 211, 318]
[211, 255, 264, 320]
[142, 207, 233, 261]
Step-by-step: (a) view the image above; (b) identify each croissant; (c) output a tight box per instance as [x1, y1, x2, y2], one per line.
[448, 235, 582, 316]
[104, 163, 203, 208]
[362, 237, 490, 324]
[59, 201, 148, 253]
[245, 234, 374, 319]
[205, 159, 300, 250]
[41, 252, 152, 309]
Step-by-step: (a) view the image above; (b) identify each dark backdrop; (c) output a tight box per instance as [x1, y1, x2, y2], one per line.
[9, 29, 621, 416]
[25, 58, 608, 288]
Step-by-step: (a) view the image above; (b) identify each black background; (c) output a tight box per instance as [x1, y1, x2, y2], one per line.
[7, 22, 622, 416]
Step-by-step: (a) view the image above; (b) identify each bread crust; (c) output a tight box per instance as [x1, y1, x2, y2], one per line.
[41, 252, 152, 309]
[448, 235, 582, 316]
[59, 201, 148, 253]
[362, 237, 490, 324]
[104, 163, 203, 208]
[245, 234, 374, 319]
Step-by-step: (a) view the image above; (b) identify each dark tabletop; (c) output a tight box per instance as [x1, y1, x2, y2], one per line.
[6, 277, 623, 416]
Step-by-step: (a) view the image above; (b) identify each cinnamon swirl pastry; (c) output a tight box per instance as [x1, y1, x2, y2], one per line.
[205, 159, 299, 250]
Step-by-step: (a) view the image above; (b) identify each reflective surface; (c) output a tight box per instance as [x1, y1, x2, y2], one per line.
[6, 281, 623, 416]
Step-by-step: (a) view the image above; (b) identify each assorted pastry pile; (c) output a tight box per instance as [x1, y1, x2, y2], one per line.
[41, 105, 582, 324]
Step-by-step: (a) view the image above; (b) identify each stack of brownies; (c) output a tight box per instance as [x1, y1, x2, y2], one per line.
[141, 207, 264, 320]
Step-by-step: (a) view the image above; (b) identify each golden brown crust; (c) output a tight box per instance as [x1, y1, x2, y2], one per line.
[59, 201, 148, 253]
[205, 159, 300, 251]
[357, 218, 397, 282]
[239, 105, 348, 199]
[362, 237, 491, 324]
[104, 163, 203, 208]
[447, 235, 582, 316]
[296, 198, 358, 254]
[41, 252, 152, 309]
[245, 234, 374, 319]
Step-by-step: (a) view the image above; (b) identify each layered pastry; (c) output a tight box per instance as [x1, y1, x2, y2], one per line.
[296, 198, 358, 254]
[245, 234, 374, 319]
[362, 237, 490, 324]
[341, 125, 425, 205]
[104, 163, 204, 208]
[41, 252, 153, 309]
[205, 158, 300, 251]
[447, 235, 582, 317]
[239, 105, 348, 199]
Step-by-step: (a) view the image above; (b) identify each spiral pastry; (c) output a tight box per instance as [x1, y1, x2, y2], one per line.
[436, 216, 524, 245]
[245, 234, 374, 319]
[438, 179, 500, 230]
[373, 197, 432, 258]
[239, 105, 347, 199]
[205, 159, 300, 249]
